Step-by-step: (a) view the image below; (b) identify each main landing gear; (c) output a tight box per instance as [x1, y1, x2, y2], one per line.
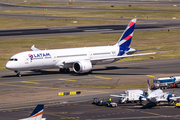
[14, 70, 21, 77]
[59, 68, 70, 73]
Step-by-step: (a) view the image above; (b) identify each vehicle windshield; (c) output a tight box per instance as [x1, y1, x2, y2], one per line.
[9, 58, 18, 61]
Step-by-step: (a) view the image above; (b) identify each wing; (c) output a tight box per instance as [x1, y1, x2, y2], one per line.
[110, 95, 121, 97]
[91, 51, 170, 61]
[170, 97, 180, 100]
[31, 45, 40, 51]
[55, 51, 171, 68]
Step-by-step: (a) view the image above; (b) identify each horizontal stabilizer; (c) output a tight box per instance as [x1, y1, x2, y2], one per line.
[136, 48, 160, 51]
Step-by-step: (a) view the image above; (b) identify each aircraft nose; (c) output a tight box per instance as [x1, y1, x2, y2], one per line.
[6, 62, 11, 70]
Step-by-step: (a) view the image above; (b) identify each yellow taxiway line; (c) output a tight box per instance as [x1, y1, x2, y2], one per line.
[94, 76, 111, 79]
[21, 81, 39, 84]
[141, 111, 169, 118]
[58, 79, 76, 81]
[146, 75, 155, 78]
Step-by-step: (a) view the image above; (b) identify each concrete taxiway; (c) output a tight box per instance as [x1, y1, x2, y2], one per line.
[0, 0, 180, 119]
[0, 89, 180, 120]
[1, 58, 180, 119]
[0, 0, 180, 11]
[1, 21, 180, 38]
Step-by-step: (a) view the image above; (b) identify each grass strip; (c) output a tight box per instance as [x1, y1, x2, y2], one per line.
[0, 10, 179, 20]
[90, 4, 180, 11]
[0, 18, 123, 29]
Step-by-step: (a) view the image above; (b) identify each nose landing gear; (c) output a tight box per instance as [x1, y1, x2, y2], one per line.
[14, 70, 21, 77]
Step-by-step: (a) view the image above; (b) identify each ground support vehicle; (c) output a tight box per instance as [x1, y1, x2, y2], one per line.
[96, 100, 117, 107]
[92, 98, 100, 104]
[175, 99, 180, 108]
[106, 102, 117, 107]
[117, 90, 143, 104]
[97, 100, 107, 106]
[152, 76, 180, 89]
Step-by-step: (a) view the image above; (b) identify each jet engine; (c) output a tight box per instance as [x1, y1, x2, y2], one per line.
[73, 60, 92, 73]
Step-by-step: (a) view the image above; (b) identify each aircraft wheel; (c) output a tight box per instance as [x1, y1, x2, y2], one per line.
[65, 68, 70, 73]
[59, 68, 63, 73]
[15, 70, 21, 77]
[59, 68, 70, 73]
[17, 73, 21, 77]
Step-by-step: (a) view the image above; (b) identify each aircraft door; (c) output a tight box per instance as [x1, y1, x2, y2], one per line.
[112, 51, 116, 56]
[88, 51, 92, 59]
[52, 54, 57, 62]
[24, 56, 29, 64]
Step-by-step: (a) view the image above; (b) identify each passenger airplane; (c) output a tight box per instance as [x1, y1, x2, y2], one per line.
[139, 80, 179, 103]
[6, 19, 161, 77]
[19, 104, 46, 120]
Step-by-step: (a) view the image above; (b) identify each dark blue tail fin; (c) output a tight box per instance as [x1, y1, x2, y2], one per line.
[116, 18, 137, 48]
[29, 104, 44, 118]
[116, 19, 137, 56]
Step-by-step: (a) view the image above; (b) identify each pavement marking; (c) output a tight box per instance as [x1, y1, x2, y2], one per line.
[94, 76, 111, 79]
[2, 78, 57, 84]
[124, 108, 134, 111]
[0, 82, 108, 93]
[98, 115, 180, 120]
[141, 111, 169, 117]
[174, 117, 180, 120]
[21, 81, 39, 84]
[0, 83, 73, 90]
[1, 75, 93, 84]
[146, 75, 155, 78]
[58, 79, 76, 81]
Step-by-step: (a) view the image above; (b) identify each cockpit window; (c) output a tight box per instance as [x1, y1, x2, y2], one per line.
[9, 58, 18, 61]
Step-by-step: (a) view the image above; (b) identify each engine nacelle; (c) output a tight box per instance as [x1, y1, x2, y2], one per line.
[73, 60, 92, 73]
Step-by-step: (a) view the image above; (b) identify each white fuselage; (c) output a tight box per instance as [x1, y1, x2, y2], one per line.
[6, 45, 119, 71]
[147, 89, 169, 103]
